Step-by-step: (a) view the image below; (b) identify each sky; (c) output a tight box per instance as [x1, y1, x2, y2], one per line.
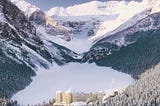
[26, 0, 107, 10]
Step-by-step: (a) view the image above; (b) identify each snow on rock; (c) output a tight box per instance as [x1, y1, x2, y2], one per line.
[12, 63, 133, 105]
[22, 44, 52, 69]
[0, 12, 5, 22]
[10, 0, 40, 16]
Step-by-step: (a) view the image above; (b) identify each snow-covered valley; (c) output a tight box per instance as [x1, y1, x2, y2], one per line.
[2, 0, 159, 105]
[12, 63, 133, 105]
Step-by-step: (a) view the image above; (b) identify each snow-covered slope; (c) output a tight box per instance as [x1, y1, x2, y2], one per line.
[10, 0, 40, 15]
[94, 0, 160, 42]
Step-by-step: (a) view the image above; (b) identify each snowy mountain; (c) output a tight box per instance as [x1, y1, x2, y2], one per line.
[95, 0, 160, 43]
[43, 0, 155, 53]
[46, 0, 150, 39]
[4, 0, 160, 105]
[83, 0, 160, 79]
[46, 0, 146, 17]
[10, 0, 155, 54]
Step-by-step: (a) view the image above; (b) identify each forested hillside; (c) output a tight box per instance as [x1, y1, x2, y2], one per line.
[104, 62, 160, 106]
[83, 29, 160, 79]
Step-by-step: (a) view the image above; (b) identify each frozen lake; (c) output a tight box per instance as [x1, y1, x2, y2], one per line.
[12, 63, 133, 105]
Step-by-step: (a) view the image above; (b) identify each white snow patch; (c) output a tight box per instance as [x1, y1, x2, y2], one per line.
[12, 63, 133, 105]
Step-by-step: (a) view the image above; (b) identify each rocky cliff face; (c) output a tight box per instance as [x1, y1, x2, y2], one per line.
[0, 0, 37, 98]
[29, 10, 46, 25]
[0, 0, 53, 68]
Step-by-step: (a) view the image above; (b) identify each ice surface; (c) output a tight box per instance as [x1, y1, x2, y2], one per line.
[12, 63, 133, 105]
